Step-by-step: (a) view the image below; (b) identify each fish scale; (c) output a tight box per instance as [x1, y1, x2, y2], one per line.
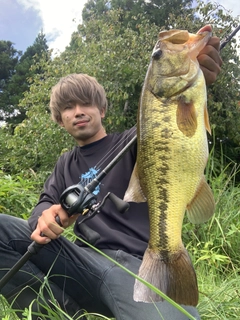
[124, 28, 215, 305]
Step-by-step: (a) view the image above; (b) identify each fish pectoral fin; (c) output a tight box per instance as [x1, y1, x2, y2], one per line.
[177, 96, 197, 137]
[204, 103, 211, 135]
[186, 176, 215, 224]
[123, 163, 147, 203]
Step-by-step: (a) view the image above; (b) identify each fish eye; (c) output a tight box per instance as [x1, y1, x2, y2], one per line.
[152, 49, 162, 60]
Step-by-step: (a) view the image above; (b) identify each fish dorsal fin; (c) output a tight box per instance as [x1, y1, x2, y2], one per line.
[204, 103, 211, 134]
[186, 176, 215, 224]
[123, 163, 147, 203]
[177, 96, 197, 137]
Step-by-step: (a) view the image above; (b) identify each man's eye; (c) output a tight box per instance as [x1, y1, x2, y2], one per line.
[65, 104, 73, 109]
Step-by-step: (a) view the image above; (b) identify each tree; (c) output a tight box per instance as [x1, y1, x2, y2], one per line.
[0, 41, 21, 120]
[1, 1, 239, 179]
[3, 12, 160, 174]
[0, 31, 49, 124]
[0, 41, 21, 87]
[82, 0, 194, 28]
[166, 0, 240, 171]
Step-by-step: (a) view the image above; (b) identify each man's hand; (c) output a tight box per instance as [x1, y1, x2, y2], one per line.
[31, 204, 79, 244]
[197, 25, 223, 86]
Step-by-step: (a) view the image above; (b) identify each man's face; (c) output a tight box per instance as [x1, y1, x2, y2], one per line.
[59, 103, 106, 146]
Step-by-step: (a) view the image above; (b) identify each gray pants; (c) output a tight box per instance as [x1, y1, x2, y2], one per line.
[0, 214, 200, 320]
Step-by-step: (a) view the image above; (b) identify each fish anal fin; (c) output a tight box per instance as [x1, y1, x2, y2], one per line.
[186, 176, 215, 224]
[204, 103, 211, 134]
[177, 97, 197, 137]
[134, 247, 198, 306]
[123, 163, 147, 203]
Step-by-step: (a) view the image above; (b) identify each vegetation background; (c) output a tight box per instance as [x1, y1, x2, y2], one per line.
[0, 0, 239, 319]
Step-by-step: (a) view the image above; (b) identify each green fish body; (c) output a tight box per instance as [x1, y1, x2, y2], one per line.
[124, 28, 215, 306]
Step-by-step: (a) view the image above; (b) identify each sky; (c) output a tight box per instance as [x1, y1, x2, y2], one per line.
[0, 0, 240, 54]
[0, 0, 88, 53]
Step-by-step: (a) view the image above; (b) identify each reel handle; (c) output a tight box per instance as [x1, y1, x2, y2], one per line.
[77, 223, 100, 245]
[108, 192, 129, 213]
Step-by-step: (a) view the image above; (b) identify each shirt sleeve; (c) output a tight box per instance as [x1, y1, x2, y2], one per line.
[28, 154, 66, 231]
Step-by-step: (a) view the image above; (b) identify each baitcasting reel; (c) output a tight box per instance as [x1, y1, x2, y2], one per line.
[59, 182, 130, 244]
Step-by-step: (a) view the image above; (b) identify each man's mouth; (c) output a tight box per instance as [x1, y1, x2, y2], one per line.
[73, 119, 90, 126]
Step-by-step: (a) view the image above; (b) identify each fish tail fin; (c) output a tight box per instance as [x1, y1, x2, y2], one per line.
[134, 247, 198, 306]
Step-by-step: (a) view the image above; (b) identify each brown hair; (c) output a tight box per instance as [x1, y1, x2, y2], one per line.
[49, 73, 108, 123]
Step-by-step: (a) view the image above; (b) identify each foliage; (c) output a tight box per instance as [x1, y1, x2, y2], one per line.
[0, 1, 238, 178]
[0, 40, 21, 87]
[0, 162, 239, 319]
[0, 125, 10, 168]
[68, 10, 160, 130]
[0, 41, 21, 121]
[183, 153, 240, 273]
[166, 0, 240, 176]
[0, 32, 49, 124]
[0, 170, 42, 219]
[82, 0, 194, 28]
[0, 4, 239, 320]
[197, 269, 240, 319]
[2, 11, 161, 175]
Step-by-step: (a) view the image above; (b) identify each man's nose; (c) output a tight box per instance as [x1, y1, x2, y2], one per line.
[75, 104, 86, 116]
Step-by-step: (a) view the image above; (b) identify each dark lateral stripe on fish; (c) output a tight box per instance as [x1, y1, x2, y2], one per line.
[146, 150, 170, 252]
[157, 177, 169, 251]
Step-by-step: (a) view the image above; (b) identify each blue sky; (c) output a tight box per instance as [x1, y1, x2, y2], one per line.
[0, 0, 239, 54]
[0, 0, 87, 53]
[0, 0, 42, 52]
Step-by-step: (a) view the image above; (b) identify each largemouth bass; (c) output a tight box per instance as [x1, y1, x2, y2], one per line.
[124, 27, 215, 306]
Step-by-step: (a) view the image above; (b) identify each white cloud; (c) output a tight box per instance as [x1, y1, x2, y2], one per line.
[17, 0, 87, 53]
[216, 0, 240, 17]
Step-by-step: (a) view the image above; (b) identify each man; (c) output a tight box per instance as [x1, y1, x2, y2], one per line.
[0, 28, 222, 320]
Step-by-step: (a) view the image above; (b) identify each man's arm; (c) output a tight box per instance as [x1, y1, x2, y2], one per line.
[28, 153, 78, 244]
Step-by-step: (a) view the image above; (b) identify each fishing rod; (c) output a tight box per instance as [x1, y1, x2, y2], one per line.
[0, 24, 239, 292]
[220, 24, 240, 50]
[0, 134, 137, 291]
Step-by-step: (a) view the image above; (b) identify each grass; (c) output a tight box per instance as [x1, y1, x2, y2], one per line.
[198, 267, 240, 319]
[0, 159, 239, 319]
[1, 268, 240, 319]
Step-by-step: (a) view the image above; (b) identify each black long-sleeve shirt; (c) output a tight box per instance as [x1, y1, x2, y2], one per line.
[28, 127, 149, 258]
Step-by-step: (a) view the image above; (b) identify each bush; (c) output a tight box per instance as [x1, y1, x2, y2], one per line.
[0, 170, 43, 219]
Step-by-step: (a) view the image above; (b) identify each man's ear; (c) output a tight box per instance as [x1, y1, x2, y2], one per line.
[100, 108, 106, 119]
[56, 115, 64, 127]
